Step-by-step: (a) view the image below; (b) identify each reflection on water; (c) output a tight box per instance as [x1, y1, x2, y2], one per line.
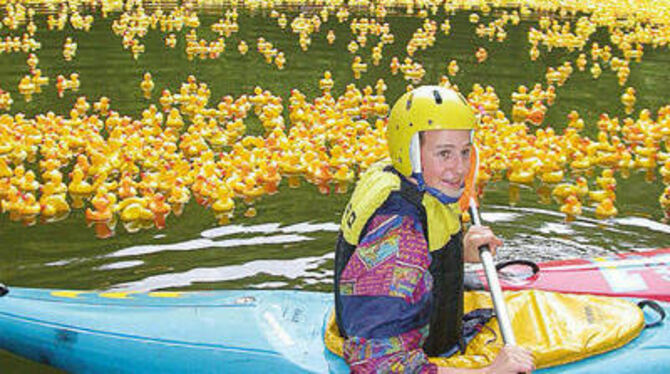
[83, 206, 670, 292]
[109, 251, 333, 292]
[107, 233, 314, 257]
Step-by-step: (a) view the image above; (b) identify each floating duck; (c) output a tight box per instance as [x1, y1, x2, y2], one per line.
[475, 47, 488, 63]
[148, 193, 171, 230]
[140, 72, 154, 99]
[596, 168, 617, 190]
[567, 110, 584, 130]
[18, 192, 41, 226]
[595, 198, 618, 220]
[589, 184, 616, 205]
[660, 159, 670, 185]
[447, 60, 459, 76]
[63, 37, 77, 61]
[351, 56, 367, 79]
[576, 53, 587, 71]
[560, 194, 582, 222]
[274, 52, 286, 70]
[238, 40, 248, 55]
[621, 87, 636, 114]
[590, 62, 602, 79]
[18, 75, 36, 102]
[165, 33, 177, 48]
[117, 197, 153, 233]
[660, 186, 670, 222]
[93, 97, 111, 116]
[68, 167, 94, 209]
[211, 185, 235, 224]
[0, 89, 12, 110]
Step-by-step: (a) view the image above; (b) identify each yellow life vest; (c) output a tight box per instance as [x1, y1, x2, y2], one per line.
[340, 162, 462, 251]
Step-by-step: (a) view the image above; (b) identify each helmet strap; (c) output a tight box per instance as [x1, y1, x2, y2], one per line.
[411, 172, 462, 204]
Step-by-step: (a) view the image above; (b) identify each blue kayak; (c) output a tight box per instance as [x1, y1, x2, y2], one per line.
[0, 286, 667, 373]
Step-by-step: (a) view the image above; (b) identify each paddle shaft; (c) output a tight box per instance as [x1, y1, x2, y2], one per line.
[469, 198, 516, 345]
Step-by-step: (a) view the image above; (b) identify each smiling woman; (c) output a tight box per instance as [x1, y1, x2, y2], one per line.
[333, 86, 528, 373]
[419, 129, 472, 198]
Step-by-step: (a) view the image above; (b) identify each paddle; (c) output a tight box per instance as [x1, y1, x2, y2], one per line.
[468, 197, 517, 346]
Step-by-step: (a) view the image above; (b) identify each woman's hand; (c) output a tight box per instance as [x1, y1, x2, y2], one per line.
[436, 345, 534, 373]
[463, 225, 503, 263]
[484, 345, 535, 374]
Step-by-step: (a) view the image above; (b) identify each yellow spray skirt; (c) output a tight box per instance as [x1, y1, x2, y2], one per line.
[325, 290, 644, 369]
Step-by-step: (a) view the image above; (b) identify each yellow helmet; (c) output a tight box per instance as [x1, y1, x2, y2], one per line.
[386, 85, 477, 177]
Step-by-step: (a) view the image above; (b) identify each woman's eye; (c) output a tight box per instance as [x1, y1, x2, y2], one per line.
[439, 151, 451, 158]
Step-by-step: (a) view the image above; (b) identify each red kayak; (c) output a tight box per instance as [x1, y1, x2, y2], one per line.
[465, 248, 670, 302]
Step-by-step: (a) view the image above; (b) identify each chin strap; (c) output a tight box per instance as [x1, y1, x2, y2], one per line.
[411, 172, 462, 204]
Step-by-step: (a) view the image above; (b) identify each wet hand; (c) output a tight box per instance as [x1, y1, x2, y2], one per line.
[463, 225, 503, 263]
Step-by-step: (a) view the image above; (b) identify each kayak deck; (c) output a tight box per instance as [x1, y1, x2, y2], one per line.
[0, 287, 668, 373]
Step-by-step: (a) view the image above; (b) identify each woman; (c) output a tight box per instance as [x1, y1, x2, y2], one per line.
[334, 86, 534, 373]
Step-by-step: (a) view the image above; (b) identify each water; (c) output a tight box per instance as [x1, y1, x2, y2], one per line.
[0, 5, 669, 372]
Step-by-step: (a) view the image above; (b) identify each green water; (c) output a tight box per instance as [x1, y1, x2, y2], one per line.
[0, 6, 669, 372]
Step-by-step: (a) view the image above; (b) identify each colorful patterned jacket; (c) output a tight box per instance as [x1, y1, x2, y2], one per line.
[335, 185, 465, 373]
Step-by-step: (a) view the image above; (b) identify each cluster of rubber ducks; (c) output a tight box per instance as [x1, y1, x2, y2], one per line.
[464, 81, 670, 222]
[2, 0, 670, 238]
[0, 73, 395, 237]
[256, 37, 285, 69]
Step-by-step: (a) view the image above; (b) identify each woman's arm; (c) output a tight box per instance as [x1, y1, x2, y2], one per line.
[338, 213, 437, 373]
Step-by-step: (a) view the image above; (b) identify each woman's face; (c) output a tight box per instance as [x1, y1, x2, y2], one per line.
[419, 129, 472, 197]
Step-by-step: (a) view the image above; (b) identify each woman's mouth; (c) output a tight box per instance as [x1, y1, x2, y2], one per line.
[441, 179, 462, 189]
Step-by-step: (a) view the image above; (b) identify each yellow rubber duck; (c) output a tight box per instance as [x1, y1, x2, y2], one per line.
[85, 191, 114, 222]
[212, 185, 235, 224]
[567, 110, 584, 130]
[31, 69, 49, 92]
[18, 192, 41, 226]
[447, 60, 459, 76]
[18, 75, 35, 102]
[660, 186, 670, 222]
[0, 89, 13, 110]
[351, 56, 367, 79]
[527, 101, 546, 126]
[621, 87, 636, 114]
[576, 53, 587, 71]
[63, 37, 77, 61]
[595, 198, 618, 220]
[148, 193, 171, 229]
[560, 194, 582, 222]
[529, 45, 539, 61]
[165, 33, 177, 48]
[40, 189, 70, 222]
[168, 181, 191, 216]
[590, 62, 602, 79]
[333, 165, 354, 194]
[390, 56, 400, 75]
[140, 72, 154, 99]
[93, 96, 111, 116]
[660, 159, 670, 185]
[19, 170, 39, 193]
[274, 52, 286, 70]
[589, 185, 616, 205]
[68, 167, 94, 209]
[596, 168, 617, 190]
[0, 157, 12, 179]
[475, 47, 488, 63]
